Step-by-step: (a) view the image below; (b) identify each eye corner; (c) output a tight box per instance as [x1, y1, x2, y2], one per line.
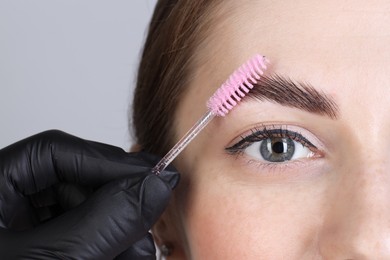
[311, 148, 326, 159]
[225, 138, 248, 154]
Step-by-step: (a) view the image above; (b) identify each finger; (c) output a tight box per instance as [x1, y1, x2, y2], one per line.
[1, 185, 60, 230]
[17, 173, 176, 259]
[0, 130, 173, 194]
[0, 183, 91, 230]
[33, 184, 92, 223]
[0, 190, 39, 230]
[115, 233, 156, 260]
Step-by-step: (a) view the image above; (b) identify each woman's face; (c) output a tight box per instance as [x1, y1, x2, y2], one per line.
[164, 0, 390, 258]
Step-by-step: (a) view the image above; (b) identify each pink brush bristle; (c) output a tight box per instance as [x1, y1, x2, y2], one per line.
[207, 54, 269, 116]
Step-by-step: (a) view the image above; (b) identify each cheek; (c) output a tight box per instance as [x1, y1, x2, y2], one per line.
[181, 165, 330, 259]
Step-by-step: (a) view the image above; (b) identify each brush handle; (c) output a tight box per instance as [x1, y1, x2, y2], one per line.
[152, 110, 215, 175]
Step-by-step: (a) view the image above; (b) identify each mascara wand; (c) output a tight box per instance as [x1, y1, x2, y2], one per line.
[152, 54, 269, 175]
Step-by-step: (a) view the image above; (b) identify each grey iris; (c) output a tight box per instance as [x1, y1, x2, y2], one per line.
[260, 137, 295, 162]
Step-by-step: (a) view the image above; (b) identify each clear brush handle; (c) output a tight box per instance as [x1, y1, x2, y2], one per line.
[152, 110, 215, 175]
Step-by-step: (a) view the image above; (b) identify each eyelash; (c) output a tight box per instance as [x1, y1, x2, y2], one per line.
[225, 125, 317, 156]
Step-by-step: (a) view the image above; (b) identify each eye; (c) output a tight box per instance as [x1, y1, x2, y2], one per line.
[226, 126, 319, 163]
[244, 136, 314, 162]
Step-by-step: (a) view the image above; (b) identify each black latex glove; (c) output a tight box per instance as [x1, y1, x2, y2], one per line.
[0, 130, 179, 259]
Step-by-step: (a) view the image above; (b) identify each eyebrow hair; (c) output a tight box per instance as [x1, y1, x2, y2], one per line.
[246, 73, 339, 119]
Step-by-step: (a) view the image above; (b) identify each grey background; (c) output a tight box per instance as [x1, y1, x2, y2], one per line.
[0, 0, 157, 150]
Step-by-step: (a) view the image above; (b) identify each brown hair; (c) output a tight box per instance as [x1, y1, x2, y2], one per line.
[131, 0, 221, 155]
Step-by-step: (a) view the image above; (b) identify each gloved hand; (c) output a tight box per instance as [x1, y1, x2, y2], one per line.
[0, 130, 179, 259]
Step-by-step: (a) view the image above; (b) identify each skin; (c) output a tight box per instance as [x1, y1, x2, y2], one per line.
[153, 0, 390, 258]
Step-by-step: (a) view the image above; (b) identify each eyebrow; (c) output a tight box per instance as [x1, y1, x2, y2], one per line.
[245, 73, 339, 119]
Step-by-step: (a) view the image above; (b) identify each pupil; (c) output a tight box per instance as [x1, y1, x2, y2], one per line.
[272, 141, 284, 154]
[259, 137, 295, 162]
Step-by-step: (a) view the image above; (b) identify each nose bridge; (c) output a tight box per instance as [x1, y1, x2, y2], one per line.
[319, 135, 390, 258]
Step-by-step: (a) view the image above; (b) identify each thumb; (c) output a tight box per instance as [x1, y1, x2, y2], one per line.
[11, 172, 179, 260]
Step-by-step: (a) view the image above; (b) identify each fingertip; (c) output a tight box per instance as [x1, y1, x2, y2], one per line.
[141, 174, 173, 229]
[114, 233, 156, 260]
[159, 170, 180, 190]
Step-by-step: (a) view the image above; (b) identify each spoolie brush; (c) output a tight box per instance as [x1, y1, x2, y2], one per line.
[152, 54, 269, 175]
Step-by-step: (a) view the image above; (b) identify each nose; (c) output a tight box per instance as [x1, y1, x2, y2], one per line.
[319, 159, 390, 259]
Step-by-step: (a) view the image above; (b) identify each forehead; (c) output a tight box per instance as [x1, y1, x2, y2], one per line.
[179, 0, 390, 120]
[199, 0, 389, 75]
